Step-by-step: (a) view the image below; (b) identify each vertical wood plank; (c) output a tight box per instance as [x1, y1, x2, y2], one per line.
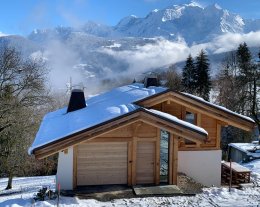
[127, 141, 133, 186]
[181, 106, 186, 120]
[197, 113, 201, 126]
[172, 136, 178, 185]
[155, 129, 160, 185]
[136, 141, 156, 184]
[73, 146, 77, 189]
[168, 133, 173, 185]
[161, 102, 165, 112]
[132, 137, 137, 185]
[216, 123, 221, 149]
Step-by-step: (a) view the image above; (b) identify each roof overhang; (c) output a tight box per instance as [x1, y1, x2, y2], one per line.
[135, 91, 256, 131]
[32, 108, 208, 159]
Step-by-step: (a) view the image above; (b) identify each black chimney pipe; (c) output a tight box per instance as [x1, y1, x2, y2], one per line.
[67, 89, 86, 113]
[144, 77, 158, 88]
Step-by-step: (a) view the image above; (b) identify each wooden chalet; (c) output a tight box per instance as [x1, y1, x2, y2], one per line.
[29, 79, 255, 190]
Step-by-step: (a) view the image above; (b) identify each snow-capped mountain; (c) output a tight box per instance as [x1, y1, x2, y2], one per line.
[114, 2, 252, 44]
[1, 2, 260, 93]
[27, 2, 260, 45]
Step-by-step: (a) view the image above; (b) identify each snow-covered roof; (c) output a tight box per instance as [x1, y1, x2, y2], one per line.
[229, 143, 260, 158]
[29, 83, 167, 154]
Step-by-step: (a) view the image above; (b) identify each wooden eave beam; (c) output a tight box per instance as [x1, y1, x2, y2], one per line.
[137, 91, 255, 131]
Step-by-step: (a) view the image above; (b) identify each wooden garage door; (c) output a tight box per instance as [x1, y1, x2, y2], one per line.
[77, 142, 128, 186]
[136, 141, 155, 184]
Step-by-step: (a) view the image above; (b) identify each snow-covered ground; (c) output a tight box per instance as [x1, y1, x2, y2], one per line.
[1, 164, 260, 207]
[243, 159, 260, 185]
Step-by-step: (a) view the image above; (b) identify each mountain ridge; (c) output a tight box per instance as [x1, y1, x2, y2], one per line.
[1, 2, 260, 93]
[26, 2, 260, 45]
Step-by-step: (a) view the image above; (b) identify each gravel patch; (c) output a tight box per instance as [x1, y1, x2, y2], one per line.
[177, 173, 205, 194]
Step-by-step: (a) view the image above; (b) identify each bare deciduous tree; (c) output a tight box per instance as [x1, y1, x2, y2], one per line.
[0, 46, 50, 189]
[162, 65, 182, 91]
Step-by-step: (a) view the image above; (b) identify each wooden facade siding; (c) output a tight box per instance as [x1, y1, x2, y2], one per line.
[200, 114, 217, 147]
[73, 145, 77, 189]
[162, 101, 182, 119]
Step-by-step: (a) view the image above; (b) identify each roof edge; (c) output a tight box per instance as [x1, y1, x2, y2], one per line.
[29, 108, 141, 155]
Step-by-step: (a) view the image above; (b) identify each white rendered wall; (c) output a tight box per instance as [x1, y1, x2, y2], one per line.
[56, 147, 73, 190]
[178, 150, 222, 187]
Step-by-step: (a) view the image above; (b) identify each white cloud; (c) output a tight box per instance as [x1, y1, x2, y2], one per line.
[43, 39, 85, 91]
[101, 37, 190, 76]
[43, 30, 260, 93]
[100, 31, 260, 76]
[210, 31, 260, 54]
[0, 32, 9, 37]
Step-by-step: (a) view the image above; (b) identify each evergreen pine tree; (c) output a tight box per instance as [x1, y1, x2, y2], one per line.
[182, 54, 196, 93]
[236, 43, 260, 131]
[236, 42, 252, 77]
[195, 50, 211, 101]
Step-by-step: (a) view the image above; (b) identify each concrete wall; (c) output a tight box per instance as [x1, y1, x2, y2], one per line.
[56, 147, 73, 190]
[178, 150, 222, 187]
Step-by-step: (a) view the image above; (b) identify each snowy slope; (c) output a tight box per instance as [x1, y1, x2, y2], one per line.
[1, 174, 260, 206]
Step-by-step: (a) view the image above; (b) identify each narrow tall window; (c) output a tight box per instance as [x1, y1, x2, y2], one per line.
[160, 130, 169, 183]
[184, 111, 196, 145]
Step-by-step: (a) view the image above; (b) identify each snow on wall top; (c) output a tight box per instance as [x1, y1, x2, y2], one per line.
[229, 143, 260, 158]
[182, 93, 255, 123]
[28, 83, 167, 154]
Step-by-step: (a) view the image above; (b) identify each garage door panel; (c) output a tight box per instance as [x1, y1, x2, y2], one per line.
[78, 173, 127, 185]
[77, 156, 127, 162]
[77, 142, 128, 186]
[78, 150, 127, 155]
[78, 165, 127, 171]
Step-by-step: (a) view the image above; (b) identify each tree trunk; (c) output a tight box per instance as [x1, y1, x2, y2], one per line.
[5, 174, 13, 190]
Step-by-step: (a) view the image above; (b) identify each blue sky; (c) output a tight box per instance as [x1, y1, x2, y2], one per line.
[1, 0, 260, 36]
